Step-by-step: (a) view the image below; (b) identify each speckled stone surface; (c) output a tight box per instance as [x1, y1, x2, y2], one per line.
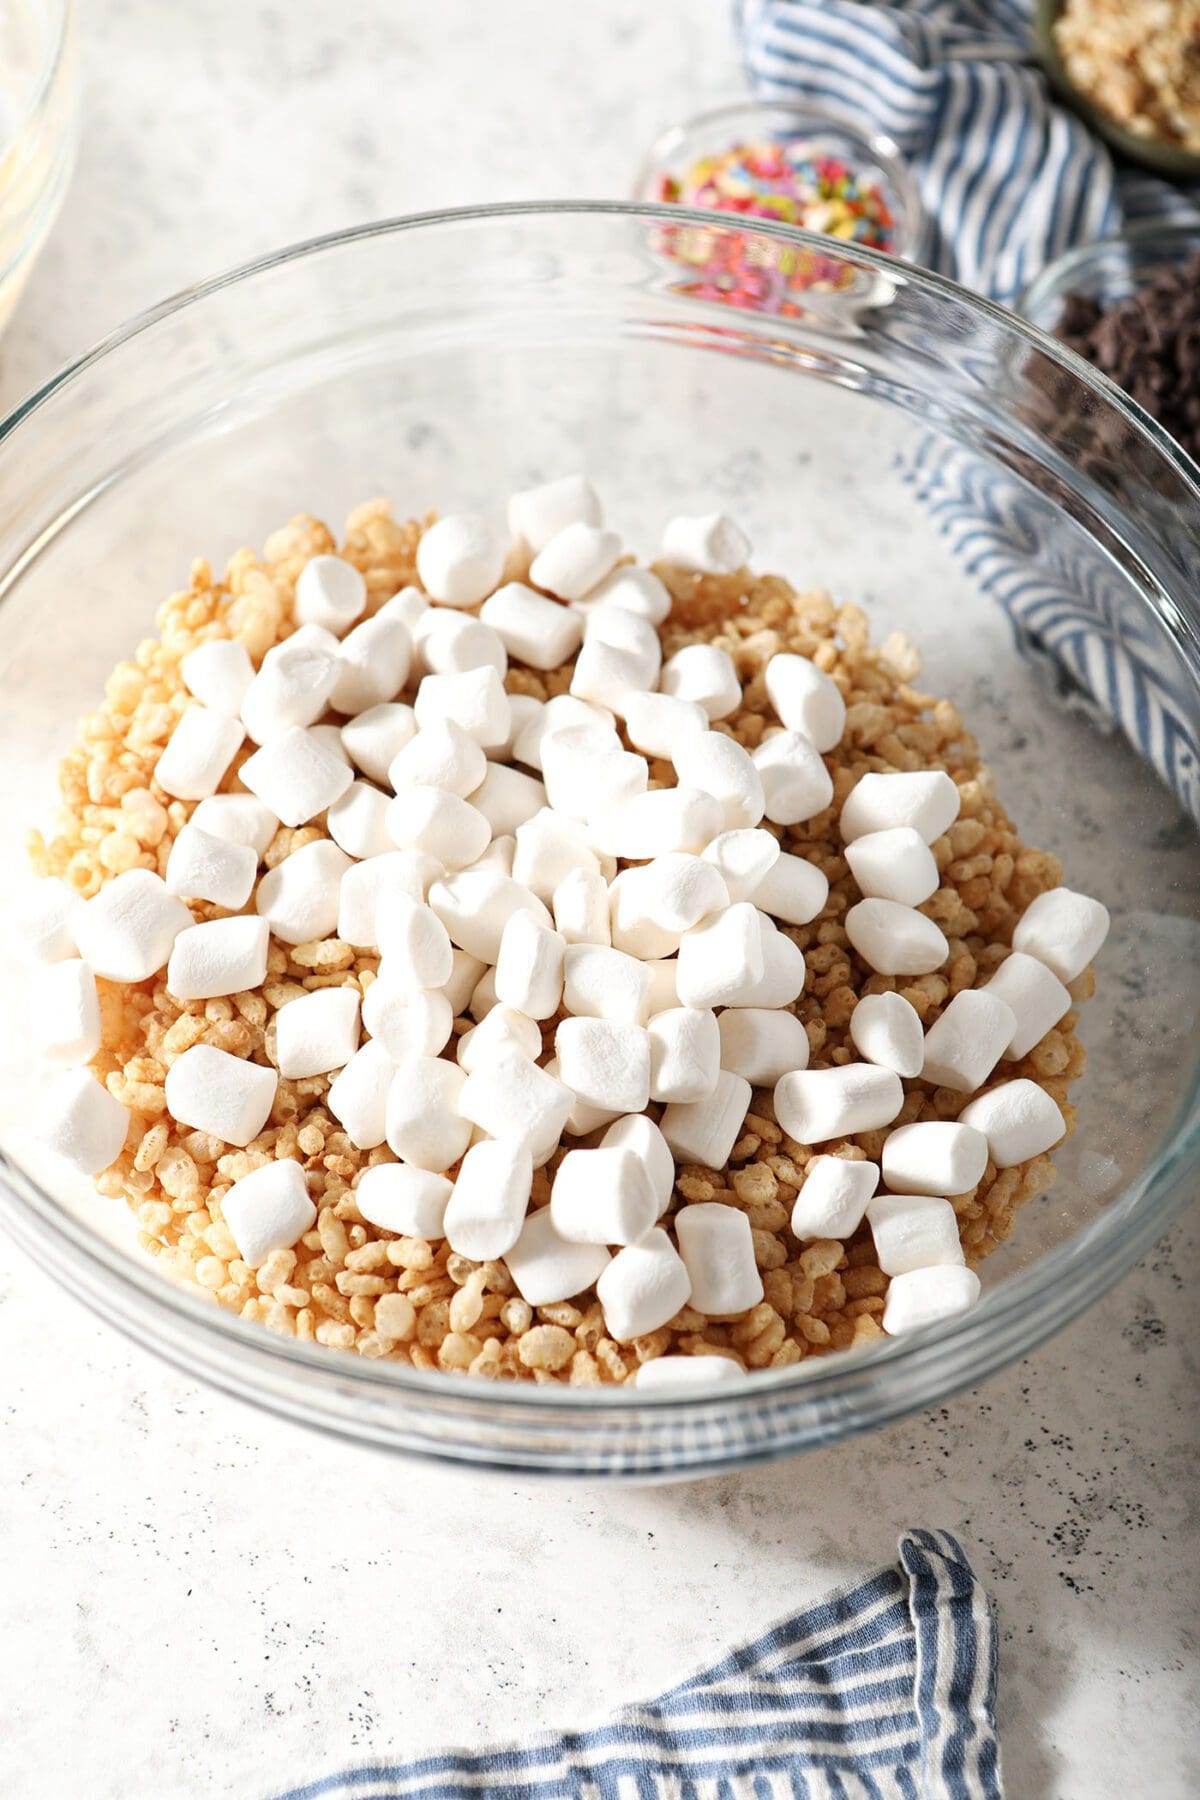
[1, 5, 1198, 1798]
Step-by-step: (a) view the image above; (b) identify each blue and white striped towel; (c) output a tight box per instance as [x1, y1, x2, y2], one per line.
[276, 1530, 1000, 1800]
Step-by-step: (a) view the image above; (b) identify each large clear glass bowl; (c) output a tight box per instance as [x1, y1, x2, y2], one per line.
[0, 204, 1197, 1479]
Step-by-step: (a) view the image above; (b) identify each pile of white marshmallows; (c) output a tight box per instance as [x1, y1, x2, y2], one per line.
[17, 474, 1110, 1387]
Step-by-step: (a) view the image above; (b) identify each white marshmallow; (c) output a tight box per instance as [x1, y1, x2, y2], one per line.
[661, 511, 750, 575]
[181, 639, 255, 717]
[508, 473, 602, 554]
[414, 666, 510, 748]
[190, 793, 278, 858]
[456, 1005, 542, 1074]
[881, 1121, 989, 1196]
[723, 914, 806, 1009]
[469, 966, 499, 1020]
[468, 834, 516, 875]
[469, 763, 547, 838]
[849, 991, 925, 1078]
[1012, 886, 1110, 984]
[385, 784, 491, 870]
[154, 705, 245, 802]
[530, 522, 621, 601]
[643, 958, 680, 1017]
[570, 638, 656, 717]
[718, 1007, 809, 1086]
[165, 823, 257, 909]
[480, 582, 583, 669]
[329, 613, 412, 715]
[882, 1265, 981, 1335]
[610, 854, 729, 959]
[340, 702, 418, 784]
[675, 1202, 763, 1315]
[458, 1045, 573, 1148]
[958, 1079, 1067, 1168]
[846, 898, 949, 977]
[417, 513, 505, 607]
[494, 910, 565, 1020]
[337, 850, 441, 949]
[791, 1156, 878, 1240]
[583, 604, 662, 683]
[220, 1160, 316, 1267]
[562, 943, 650, 1024]
[167, 916, 270, 1002]
[920, 989, 1018, 1093]
[443, 1138, 533, 1260]
[385, 1056, 471, 1172]
[504, 1204, 611, 1306]
[513, 808, 602, 901]
[659, 644, 741, 721]
[601, 1114, 675, 1215]
[750, 851, 828, 926]
[239, 726, 353, 827]
[256, 840, 352, 945]
[312, 718, 356, 768]
[660, 1069, 751, 1170]
[511, 693, 615, 771]
[675, 902, 763, 1008]
[672, 732, 764, 832]
[774, 1063, 903, 1144]
[541, 728, 647, 821]
[275, 987, 360, 1079]
[444, 947, 487, 1014]
[841, 770, 961, 846]
[375, 892, 454, 991]
[596, 787, 722, 860]
[239, 633, 338, 744]
[326, 781, 394, 860]
[389, 720, 487, 799]
[295, 554, 367, 635]
[648, 1007, 721, 1104]
[32, 959, 101, 1065]
[868, 1192, 964, 1276]
[9, 876, 80, 963]
[981, 953, 1072, 1060]
[622, 692, 708, 763]
[355, 1163, 452, 1239]
[552, 868, 611, 947]
[555, 1016, 651, 1114]
[73, 869, 192, 983]
[597, 1228, 692, 1341]
[325, 1039, 394, 1149]
[845, 827, 939, 906]
[550, 1146, 657, 1246]
[581, 564, 671, 624]
[428, 869, 551, 964]
[376, 585, 429, 635]
[636, 1355, 746, 1390]
[416, 609, 508, 678]
[164, 1044, 277, 1146]
[702, 828, 780, 905]
[362, 982, 453, 1061]
[488, 693, 543, 765]
[764, 653, 846, 752]
[542, 1058, 623, 1139]
[35, 1069, 128, 1174]
[753, 730, 834, 825]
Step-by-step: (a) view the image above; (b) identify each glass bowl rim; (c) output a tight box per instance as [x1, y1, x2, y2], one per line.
[1016, 220, 1200, 325]
[1, 197, 1198, 1417]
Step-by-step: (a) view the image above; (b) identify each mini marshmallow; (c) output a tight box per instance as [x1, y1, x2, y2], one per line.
[35, 1069, 129, 1174]
[468, 834, 517, 875]
[610, 854, 730, 959]
[456, 1004, 542, 1074]
[718, 1006, 809, 1085]
[385, 1055, 471, 1172]
[764, 653, 846, 752]
[723, 914, 807, 1009]
[602, 1113, 675, 1215]
[444, 947, 487, 1015]
[675, 1202, 764, 1315]
[596, 786, 723, 860]
[542, 1059, 623, 1140]
[648, 1006, 721, 1104]
[552, 867, 611, 947]
[416, 513, 505, 607]
[325, 1039, 394, 1150]
[165, 823, 257, 909]
[458, 1045, 574, 1149]
[597, 1228, 692, 1342]
[221, 1159, 318, 1268]
[622, 690, 708, 760]
[181, 639, 255, 716]
[791, 1156, 878, 1240]
[868, 1192, 965, 1277]
[661, 511, 750, 575]
[555, 1017, 651, 1115]
[275, 987, 360, 1079]
[297, 723, 349, 764]
[375, 892, 454, 991]
[362, 982, 453, 1061]
[256, 840, 352, 945]
[774, 1063, 904, 1144]
[416, 609, 508, 678]
[845, 827, 940, 907]
[376, 585, 430, 635]
[32, 959, 101, 1065]
[562, 943, 650, 1024]
[428, 869, 551, 963]
[337, 851, 442, 949]
[240, 633, 338, 744]
[660, 1069, 751, 1170]
[529, 522, 622, 601]
[414, 666, 510, 748]
[468, 763, 547, 838]
[958, 1079, 1067, 1168]
[494, 910, 565, 1020]
[296, 554, 367, 635]
[849, 991, 925, 1078]
[550, 1146, 657, 1246]
[672, 731, 764, 832]
[488, 692, 543, 764]
[385, 784, 491, 870]
[190, 793, 279, 858]
[845, 898, 949, 976]
[841, 770, 961, 846]
[329, 612, 412, 714]
[569, 638, 656, 716]
[675, 902, 763, 1008]
[882, 1265, 981, 1335]
[480, 582, 583, 670]
[513, 808, 602, 901]
[167, 916, 270, 1002]
[1012, 886, 1110, 983]
[443, 1138, 534, 1260]
[636, 1355, 747, 1390]
[73, 869, 192, 983]
[154, 705, 245, 801]
[659, 643, 741, 721]
[390, 720, 487, 799]
[920, 989, 1019, 1093]
[356, 1163, 453, 1239]
[581, 564, 672, 625]
[508, 473, 602, 553]
[239, 726, 353, 827]
[753, 730, 834, 825]
[702, 828, 780, 904]
[583, 604, 662, 684]
[643, 958, 679, 1017]
[542, 727, 647, 820]
[164, 1044, 277, 1146]
[327, 781, 394, 860]
[503, 1204, 611, 1306]
[750, 851, 829, 926]
[511, 693, 615, 771]
[340, 702, 418, 784]
[9, 876, 80, 963]
[981, 952, 1072, 1060]
[882, 1120, 989, 1196]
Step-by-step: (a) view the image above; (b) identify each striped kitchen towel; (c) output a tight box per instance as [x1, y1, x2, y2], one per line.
[276, 1529, 1001, 1800]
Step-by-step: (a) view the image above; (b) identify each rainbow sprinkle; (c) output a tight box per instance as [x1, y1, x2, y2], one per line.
[656, 138, 898, 250]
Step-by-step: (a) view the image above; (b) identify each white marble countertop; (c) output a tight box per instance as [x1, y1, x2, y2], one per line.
[2, 4, 1198, 1796]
